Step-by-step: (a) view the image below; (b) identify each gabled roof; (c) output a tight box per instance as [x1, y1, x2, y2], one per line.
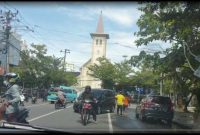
[82, 58, 91, 68]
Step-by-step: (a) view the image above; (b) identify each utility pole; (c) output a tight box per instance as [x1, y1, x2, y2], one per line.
[60, 49, 70, 71]
[0, 10, 18, 73]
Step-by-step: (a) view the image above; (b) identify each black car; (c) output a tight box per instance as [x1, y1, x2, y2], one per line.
[73, 89, 116, 114]
[135, 95, 174, 125]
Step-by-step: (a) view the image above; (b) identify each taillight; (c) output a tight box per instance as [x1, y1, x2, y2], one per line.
[143, 102, 154, 108]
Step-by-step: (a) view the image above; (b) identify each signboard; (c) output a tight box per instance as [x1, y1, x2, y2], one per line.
[136, 87, 144, 94]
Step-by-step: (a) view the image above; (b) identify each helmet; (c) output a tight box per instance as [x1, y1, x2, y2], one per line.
[4, 72, 20, 84]
[85, 85, 91, 93]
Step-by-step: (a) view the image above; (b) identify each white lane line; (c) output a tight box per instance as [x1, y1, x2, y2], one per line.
[26, 103, 48, 108]
[108, 113, 113, 133]
[28, 105, 73, 122]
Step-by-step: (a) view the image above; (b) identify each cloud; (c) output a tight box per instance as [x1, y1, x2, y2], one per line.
[92, 7, 142, 27]
[56, 6, 95, 21]
[56, 3, 143, 27]
[106, 31, 143, 62]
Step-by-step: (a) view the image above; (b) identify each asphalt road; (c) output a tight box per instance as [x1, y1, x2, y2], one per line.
[22, 99, 189, 133]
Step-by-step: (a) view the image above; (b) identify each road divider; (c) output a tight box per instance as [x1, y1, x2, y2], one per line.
[108, 113, 113, 133]
[28, 105, 73, 122]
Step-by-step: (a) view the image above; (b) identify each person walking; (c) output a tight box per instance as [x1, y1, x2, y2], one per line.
[115, 91, 125, 115]
[123, 93, 130, 114]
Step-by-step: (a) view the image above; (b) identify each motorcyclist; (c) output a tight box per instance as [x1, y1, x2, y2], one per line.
[80, 85, 96, 121]
[2, 72, 21, 122]
[57, 88, 66, 105]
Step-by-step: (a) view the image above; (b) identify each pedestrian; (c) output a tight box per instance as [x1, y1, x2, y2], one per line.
[42, 90, 47, 102]
[115, 91, 125, 115]
[123, 93, 129, 114]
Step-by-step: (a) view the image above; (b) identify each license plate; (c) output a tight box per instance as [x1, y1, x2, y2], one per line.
[83, 103, 91, 109]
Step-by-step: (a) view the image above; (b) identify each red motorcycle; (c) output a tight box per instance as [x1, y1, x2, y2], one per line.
[81, 99, 94, 126]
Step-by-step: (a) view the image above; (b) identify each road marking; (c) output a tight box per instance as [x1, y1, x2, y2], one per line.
[28, 105, 73, 122]
[26, 103, 48, 108]
[108, 113, 113, 133]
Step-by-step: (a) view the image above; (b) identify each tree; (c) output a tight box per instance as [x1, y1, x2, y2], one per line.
[11, 44, 77, 89]
[134, 2, 200, 111]
[129, 51, 160, 93]
[88, 57, 116, 89]
[135, 2, 200, 72]
[114, 60, 135, 90]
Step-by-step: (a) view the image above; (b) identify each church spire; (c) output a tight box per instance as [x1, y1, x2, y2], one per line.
[96, 11, 104, 34]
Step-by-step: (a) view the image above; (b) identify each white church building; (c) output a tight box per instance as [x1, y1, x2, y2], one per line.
[77, 12, 109, 89]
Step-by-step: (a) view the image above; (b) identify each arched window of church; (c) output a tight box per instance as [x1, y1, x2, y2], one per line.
[100, 40, 102, 45]
[96, 39, 98, 45]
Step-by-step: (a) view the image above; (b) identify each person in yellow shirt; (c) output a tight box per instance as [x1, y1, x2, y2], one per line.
[115, 91, 125, 115]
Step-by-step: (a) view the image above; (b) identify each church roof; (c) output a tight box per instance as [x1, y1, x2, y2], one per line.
[96, 11, 104, 34]
[90, 11, 109, 39]
[82, 58, 91, 68]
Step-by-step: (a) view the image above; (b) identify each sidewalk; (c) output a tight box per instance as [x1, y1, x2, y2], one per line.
[172, 107, 200, 129]
[172, 110, 194, 129]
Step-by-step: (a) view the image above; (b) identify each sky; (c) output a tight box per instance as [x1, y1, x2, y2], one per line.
[0, 2, 171, 72]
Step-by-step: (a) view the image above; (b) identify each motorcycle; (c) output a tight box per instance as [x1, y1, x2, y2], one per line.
[31, 96, 37, 104]
[0, 98, 29, 124]
[80, 99, 95, 126]
[55, 98, 67, 109]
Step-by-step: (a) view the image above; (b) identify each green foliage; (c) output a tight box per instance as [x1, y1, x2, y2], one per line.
[88, 57, 116, 89]
[11, 44, 77, 88]
[133, 2, 200, 110]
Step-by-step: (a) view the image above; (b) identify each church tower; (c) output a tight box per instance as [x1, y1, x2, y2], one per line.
[78, 11, 109, 88]
[90, 11, 109, 64]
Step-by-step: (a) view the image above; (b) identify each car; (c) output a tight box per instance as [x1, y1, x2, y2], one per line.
[73, 89, 116, 114]
[47, 87, 59, 104]
[60, 86, 77, 103]
[47, 86, 77, 104]
[135, 95, 174, 125]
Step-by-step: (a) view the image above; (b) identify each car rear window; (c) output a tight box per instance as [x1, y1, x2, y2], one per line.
[149, 96, 171, 105]
[92, 90, 103, 99]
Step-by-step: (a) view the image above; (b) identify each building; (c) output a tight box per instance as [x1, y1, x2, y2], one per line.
[21, 39, 28, 51]
[78, 12, 109, 88]
[0, 30, 22, 73]
[66, 63, 75, 72]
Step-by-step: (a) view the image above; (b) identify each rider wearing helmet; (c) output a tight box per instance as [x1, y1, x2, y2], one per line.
[57, 88, 65, 105]
[80, 85, 96, 121]
[2, 72, 21, 122]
